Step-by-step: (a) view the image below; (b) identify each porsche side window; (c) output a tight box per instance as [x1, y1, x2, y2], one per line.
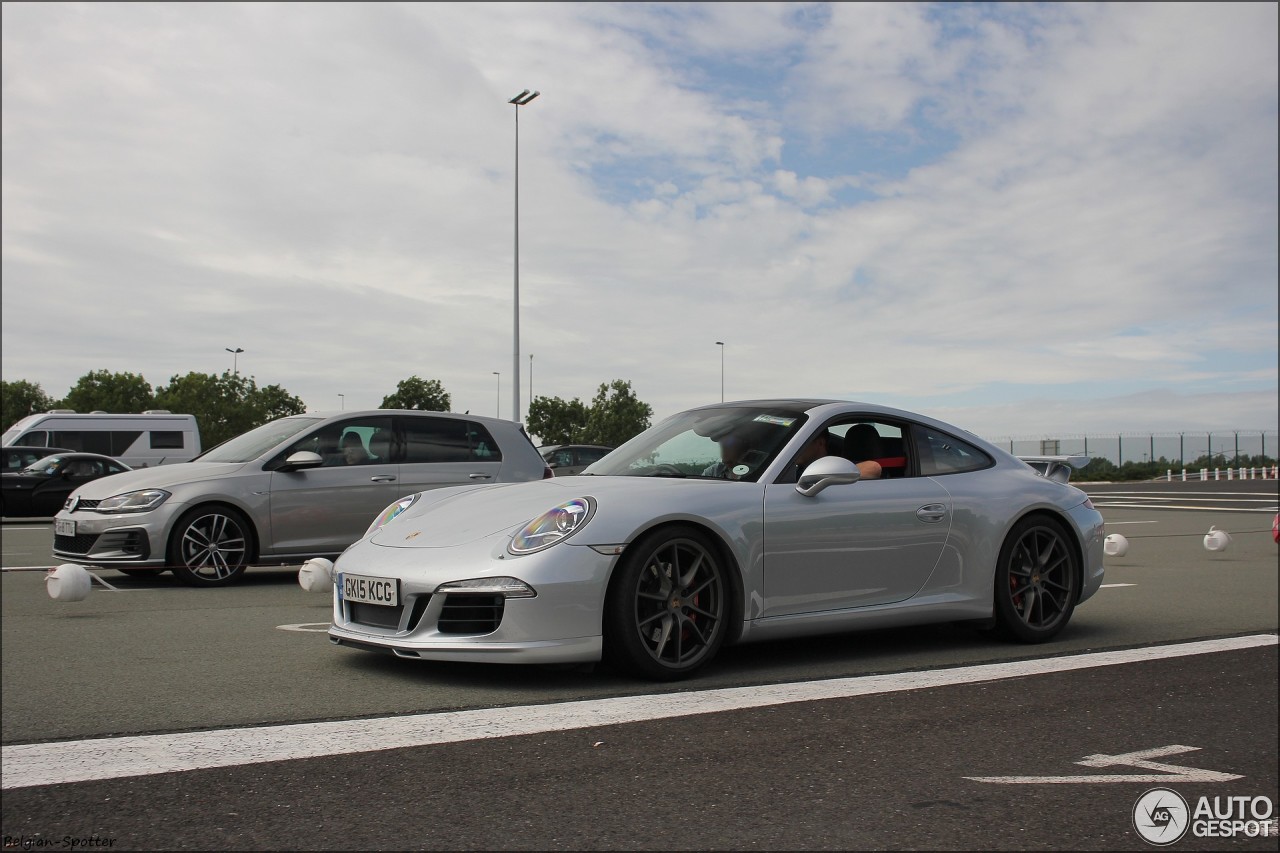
[914, 428, 993, 475]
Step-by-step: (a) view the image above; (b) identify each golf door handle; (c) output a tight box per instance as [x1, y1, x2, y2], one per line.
[469, 473, 493, 480]
[369, 475, 397, 482]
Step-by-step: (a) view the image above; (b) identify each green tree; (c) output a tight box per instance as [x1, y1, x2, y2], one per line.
[154, 371, 305, 449]
[581, 380, 653, 447]
[380, 376, 451, 411]
[526, 395, 590, 445]
[250, 383, 307, 423]
[2, 380, 56, 431]
[61, 370, 156, 414]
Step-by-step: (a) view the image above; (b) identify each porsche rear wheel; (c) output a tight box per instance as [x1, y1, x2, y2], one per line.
[167, 506, 252, 587]
[604, 526, 728, 680]
[992, 515, 1080, 643]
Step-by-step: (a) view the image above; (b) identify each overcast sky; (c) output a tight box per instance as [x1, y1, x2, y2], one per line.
[3, 2, 1276, 440]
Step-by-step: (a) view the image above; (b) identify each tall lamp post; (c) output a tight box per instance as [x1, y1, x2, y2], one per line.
[225, 347, 244, 376]
[715, 341, 725, 402]
[529, 353, 534, 408]
[493, 372, 501, 419]
[509, 88, 539, 423]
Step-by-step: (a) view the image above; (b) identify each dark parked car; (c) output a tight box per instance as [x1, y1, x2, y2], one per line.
[2, 445, 74, 471]
[1, 453, 131, 518]
[538, 444, 614, 476]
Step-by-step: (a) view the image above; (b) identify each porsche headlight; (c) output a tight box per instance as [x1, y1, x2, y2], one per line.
[95, 489, 171, 514]
[436, 576, 536, 598]
[365, 493, 420, 536]
[509, 497, 595, 554]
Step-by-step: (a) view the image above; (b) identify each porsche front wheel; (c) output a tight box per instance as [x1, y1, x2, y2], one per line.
[604, 526, 729, 680]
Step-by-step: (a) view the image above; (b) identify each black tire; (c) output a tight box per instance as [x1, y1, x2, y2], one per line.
[166, 506, 252, 587]
[992, 515, 1080, 643]
[604, 526, 729, 680]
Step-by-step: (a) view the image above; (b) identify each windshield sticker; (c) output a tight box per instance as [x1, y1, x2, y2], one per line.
[732, 464, 751, 477]
[753, 415, 795, 427]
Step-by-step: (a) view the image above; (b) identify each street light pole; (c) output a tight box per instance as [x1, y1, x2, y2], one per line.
[529, 353, 534, 408]
[493, 372, 501, 419]
[509, 88, 539, 424]
[715, 341, 725, 402]
[225, 347, 244, 376]
[338, 394, 344, 411]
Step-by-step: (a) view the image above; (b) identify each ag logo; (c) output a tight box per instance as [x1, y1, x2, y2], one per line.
[1133, 787, 1189, 845]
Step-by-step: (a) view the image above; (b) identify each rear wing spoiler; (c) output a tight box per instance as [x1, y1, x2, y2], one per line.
[1017, 455, 1089, 484]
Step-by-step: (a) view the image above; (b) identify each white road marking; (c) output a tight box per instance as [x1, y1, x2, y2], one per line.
[967, 744, 1243, 784]
[1092, 503, 1277, 513]
[276, 623, 330, 633]
[1101, 583, 1136, 588]
[2, 634, 1274, 790]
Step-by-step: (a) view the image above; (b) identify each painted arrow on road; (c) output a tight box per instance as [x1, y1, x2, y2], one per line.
[966, 744, 1244, 784]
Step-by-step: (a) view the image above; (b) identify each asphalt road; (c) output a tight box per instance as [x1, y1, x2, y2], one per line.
[1, 479, 1276, 850]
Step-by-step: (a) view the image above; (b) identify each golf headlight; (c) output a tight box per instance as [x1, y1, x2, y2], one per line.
[95, 489, 171, 514]
[509, 497, 595, 554]
[366, 493, 420, 536]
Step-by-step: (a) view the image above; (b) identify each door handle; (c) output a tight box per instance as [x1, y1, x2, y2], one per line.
[370, 475, 397, 482]
[915, 504, 947, 523]
[469, 473, 494, 480]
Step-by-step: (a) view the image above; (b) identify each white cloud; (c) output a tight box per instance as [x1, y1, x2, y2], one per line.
[2, 2, 1274, 441]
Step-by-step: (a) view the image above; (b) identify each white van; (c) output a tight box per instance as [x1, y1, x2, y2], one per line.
[1, 411, 201, 467]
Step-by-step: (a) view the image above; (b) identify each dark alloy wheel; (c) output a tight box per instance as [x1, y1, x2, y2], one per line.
[993, 515, 1080, 643]
[604, 526, 729, 680]
[166, 506, 252, 587]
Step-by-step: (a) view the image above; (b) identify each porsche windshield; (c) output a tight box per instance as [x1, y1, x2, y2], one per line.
[583, 405, 808, 481]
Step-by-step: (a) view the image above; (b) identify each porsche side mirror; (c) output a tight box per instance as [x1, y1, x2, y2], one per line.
[796, 456, 861, 497]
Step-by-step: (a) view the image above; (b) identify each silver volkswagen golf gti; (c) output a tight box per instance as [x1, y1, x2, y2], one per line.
[53, 410, 550, 586]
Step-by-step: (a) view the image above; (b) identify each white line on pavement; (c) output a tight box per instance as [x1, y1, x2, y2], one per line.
[3, 634, 1274, 790]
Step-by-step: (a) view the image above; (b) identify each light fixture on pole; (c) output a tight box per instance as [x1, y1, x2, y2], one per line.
[338, 394, 344, 411]
[225, 347, 244, 376]
[493, 372, 501, 419]
[715, 341, 725, 402]
[509, 88, 539, 423]
[529, 353, 534, 407]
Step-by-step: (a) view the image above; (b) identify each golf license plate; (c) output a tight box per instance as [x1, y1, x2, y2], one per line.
[55, 518, 75, 537]
[340, 572, 399, 607]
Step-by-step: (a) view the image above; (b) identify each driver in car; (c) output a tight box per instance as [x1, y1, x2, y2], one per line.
[703, 425, 767, 479]
[792, 430, 882, 481]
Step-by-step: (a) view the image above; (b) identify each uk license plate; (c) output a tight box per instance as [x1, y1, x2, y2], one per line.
[339, 572, 398, 606]
[55, 518, 75, 537]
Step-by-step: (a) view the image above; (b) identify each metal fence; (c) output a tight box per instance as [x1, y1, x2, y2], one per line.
[985, 430, 1278, 467]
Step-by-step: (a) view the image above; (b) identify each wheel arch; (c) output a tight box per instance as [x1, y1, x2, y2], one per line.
[602, 518, 747, 646]
[166, 500, 261, 564]
[1005, 507, 1086, 603]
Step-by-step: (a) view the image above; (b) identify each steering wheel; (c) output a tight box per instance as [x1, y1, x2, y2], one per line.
[649, 463, 686, 476]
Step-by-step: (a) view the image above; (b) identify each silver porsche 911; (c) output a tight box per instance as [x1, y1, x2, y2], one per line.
[317, 399, 1106, 680]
